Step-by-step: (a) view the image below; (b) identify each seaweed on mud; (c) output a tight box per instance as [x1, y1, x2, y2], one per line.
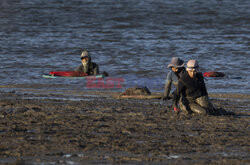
[120, 86, 151, 96]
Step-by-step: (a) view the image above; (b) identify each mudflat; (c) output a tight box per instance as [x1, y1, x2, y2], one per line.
[0, 91, 249, 164]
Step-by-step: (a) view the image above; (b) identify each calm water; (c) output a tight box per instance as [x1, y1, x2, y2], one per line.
[0, 0, 249, 94]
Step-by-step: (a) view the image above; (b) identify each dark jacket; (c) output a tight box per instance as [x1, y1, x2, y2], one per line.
[163, 67, 186, 98]
[75, 53, 99, 75]
[76, 62, 99, 75]
[174, 71, 208, 106]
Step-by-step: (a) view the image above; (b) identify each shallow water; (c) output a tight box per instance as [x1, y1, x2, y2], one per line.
[0, 0, 249, 93]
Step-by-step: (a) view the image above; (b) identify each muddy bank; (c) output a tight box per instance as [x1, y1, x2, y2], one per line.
[0, 91, 249, 164]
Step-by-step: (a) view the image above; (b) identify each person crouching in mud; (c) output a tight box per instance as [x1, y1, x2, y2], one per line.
[162, 57, 186, 112]
[75, 50, 99, 75]
[173, 60, 216, 115]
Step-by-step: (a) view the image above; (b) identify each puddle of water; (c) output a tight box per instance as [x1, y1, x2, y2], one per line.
[23, 96, 95, 101]
[135, 140, 145, 144]
[27, 129, 39, 134]
[236, 115, 250, 118]
[159, 154, 181, 159]
[0, 130, 6, 135]
[63, 154, 72, 158]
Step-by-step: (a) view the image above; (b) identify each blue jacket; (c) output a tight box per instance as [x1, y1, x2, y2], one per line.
[163, 68, 185, 97]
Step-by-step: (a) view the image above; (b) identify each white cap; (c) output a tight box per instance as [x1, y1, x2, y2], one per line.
[81, 50, 89, 59]
[187, 60, 199, 68]
[186, 60, 199, 71]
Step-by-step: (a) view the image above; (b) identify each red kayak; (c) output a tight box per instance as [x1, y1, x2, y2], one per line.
[49, 71, 88, 77]
[203, 72, 225, 77]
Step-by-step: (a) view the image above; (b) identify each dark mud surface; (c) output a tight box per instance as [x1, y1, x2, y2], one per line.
[0, 91, 249, 164]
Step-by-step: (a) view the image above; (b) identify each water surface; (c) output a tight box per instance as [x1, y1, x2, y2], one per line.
[0, 0, 249, 93]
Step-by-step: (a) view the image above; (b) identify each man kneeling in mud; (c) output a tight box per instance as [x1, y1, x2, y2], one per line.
[173, 60, 216, 115]
[162, 57, 186, 112]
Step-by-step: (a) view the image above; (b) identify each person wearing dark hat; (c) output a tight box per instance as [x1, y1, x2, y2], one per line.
[75, 50, 99, 75]
[162, 57, 186, 111]
[174, 59, 215, 114]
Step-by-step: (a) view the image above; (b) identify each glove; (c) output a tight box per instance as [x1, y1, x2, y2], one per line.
[174, 107, 180, 113]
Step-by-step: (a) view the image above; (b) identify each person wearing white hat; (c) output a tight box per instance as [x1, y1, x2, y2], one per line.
[75, 50, 99, 75]
[162, 57, 185, 101]
[174, 59, 215, 114]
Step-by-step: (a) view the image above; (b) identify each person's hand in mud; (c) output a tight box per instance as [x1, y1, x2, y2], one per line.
[161, 96, 172, 101]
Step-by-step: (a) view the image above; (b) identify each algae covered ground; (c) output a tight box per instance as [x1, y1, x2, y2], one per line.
[0, 90, 249, 164]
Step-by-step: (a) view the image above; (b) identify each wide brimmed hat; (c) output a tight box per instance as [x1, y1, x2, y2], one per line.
[167, 57, 184, 68]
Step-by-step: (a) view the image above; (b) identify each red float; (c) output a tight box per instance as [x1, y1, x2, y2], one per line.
[203, 72, 225, 77]
[49, 71, 88, 77]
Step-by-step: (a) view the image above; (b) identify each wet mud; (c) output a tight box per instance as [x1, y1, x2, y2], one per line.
[0, 91, 249, 164]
